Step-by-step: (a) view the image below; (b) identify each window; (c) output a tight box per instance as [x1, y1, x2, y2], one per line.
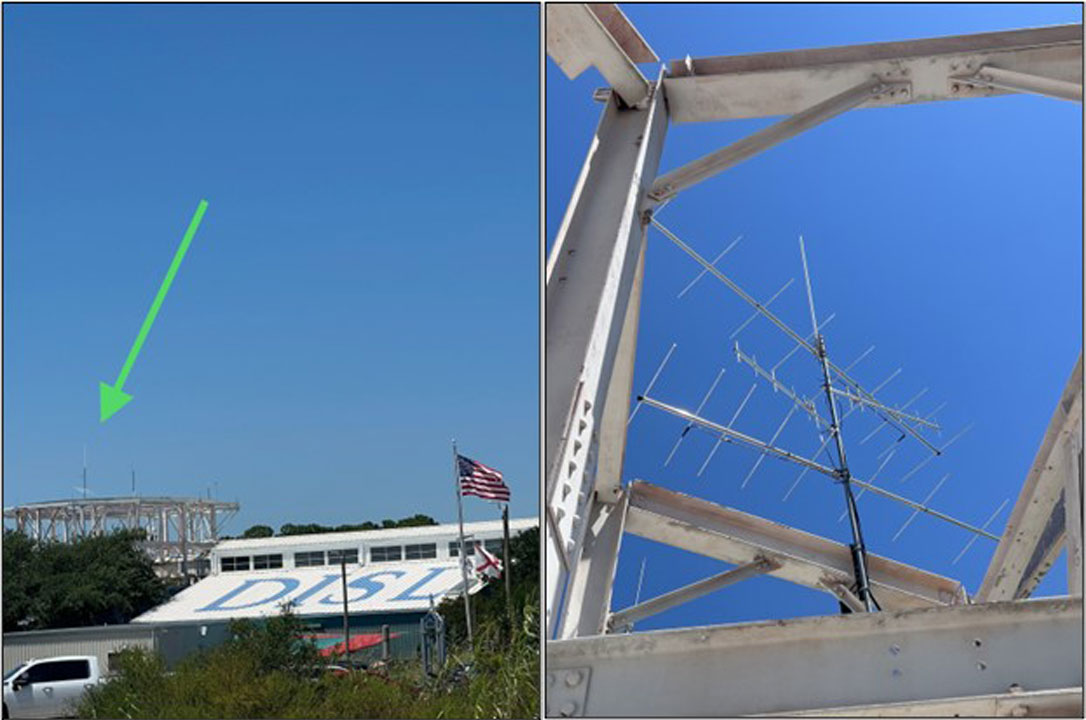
[484, 539, 504, 555]
[327, 548, 359, 564]
[24, 660, 90, 683]
[221, 556, 250, 572]
[405, 543, 437, 560]
[370, 545, 402, 562]
[295, 551, 325, 567]
[253, 554, 283, 570]
[448, 541, 475, 558]
[3, 664, 27, 682]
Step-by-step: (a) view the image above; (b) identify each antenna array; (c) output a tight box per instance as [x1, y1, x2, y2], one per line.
[628, 219, 1009, 608]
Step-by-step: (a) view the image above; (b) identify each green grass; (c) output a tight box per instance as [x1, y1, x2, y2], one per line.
[78, 597, 539, 719]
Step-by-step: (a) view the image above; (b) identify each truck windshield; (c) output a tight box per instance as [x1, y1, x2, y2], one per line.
[3, 664, 27, 682]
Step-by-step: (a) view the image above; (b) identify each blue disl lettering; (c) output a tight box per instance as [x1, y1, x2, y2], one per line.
[391, 567, 453, 602]
[196, 578, 300, 612]
[319, 571, 406, 605]
[289, 575, 341, 606]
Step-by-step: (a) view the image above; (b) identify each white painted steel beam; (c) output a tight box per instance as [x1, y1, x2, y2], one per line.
[558, 491, 629, 639]
[546, 597, 1082, 717]
[1067, 421, 1083, 596]
[978, 355, 1083, 602]
[545, 75, 668, 635]
[776, 687, 1083, 717]
[663, 24, 1082, 123]
[606, 556, 779, 631]
[650, 78, 903, 201]
[545, 4, 655, 107]
[960, 64, 1083, 102]
[625, 481, 969, 610]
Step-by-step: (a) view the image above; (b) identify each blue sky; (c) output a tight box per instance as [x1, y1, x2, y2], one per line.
[549, 4, 1081, 627]
[4, 4, 539, 530]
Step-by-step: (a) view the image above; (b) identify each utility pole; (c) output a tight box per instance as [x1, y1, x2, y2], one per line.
[502, 503, 513, 626]
[341, 557, 351, 665]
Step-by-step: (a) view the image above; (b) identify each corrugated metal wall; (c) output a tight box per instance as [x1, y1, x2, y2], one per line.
[3, 626, 157, 673]
[4, 611, 433, 674]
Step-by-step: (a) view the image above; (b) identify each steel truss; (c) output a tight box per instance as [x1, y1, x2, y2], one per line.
[546, 5, 1082, 715]
[547, 596, 1082, 716]
[4, 496, 239, 577]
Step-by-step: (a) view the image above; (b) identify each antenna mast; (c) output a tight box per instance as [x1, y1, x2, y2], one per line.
[800, 236, 876, 612]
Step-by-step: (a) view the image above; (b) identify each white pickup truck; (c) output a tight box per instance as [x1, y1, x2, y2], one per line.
[2, 657, 103, 719]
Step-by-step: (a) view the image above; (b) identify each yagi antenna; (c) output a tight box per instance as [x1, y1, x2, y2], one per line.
[664, 366, 726, 467]
[734, 342, 827, 428]
[859, 388, 929, 444]
[892, 473, 951, 542]
[729, 278, 794, 340]
[783, 365, 904, 502]
[698, 383, 758, 477]
[651, 218, 942, 457]
[953, 498, 1010, 564]
[677, 235, 742, 299]
[637, 394, 998, 542]
[640, 222, 998, 613]
[629, 342, 678, 426]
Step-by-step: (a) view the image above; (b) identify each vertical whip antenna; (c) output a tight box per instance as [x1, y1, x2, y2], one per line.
[798, 235, 820, 337]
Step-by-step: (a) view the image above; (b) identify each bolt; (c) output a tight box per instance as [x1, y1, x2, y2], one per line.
[891, 668, 903, 678]
[977, 661, 987, 671]
[565, 670, 582, 687]
[973, 638, 982, 648]
[889, 644, 901, 655]
[560, 701, 578, 717]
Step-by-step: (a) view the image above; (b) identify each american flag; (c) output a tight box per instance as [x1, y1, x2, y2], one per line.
[457, 454, 511, 502]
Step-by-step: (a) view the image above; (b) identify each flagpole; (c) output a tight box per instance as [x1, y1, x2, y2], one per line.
[453, 440, 474, 648]
[502, 502, 512, 627]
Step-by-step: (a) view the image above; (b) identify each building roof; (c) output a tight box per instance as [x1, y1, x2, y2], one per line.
[213, 517, 536, 553]
[133, 562, 479, 623]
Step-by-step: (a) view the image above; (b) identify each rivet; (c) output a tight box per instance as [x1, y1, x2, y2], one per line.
[560, 701, 578, 717]
[565, 670, 582, 687]
[889, 644, 901, 655]
[977, 661, 987, 671]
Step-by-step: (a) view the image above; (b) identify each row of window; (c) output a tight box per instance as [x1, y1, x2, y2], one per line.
[448, 539, 505, 557]
[220, 539, 505, 572]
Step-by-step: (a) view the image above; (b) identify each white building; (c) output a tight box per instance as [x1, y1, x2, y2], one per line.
[133, 517, 536, 624]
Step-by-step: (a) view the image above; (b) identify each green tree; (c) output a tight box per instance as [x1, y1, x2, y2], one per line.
[3, 529, 167, 631]
[241, 524, 274, 538]
[438, 527, 538, 646]
[3, 530, 42, 630]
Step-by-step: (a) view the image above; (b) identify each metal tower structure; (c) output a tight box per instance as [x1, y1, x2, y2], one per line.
[546, 6, 1082, 716]
[4, 496, 239, 579]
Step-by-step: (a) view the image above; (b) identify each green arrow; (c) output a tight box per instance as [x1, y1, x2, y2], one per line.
[100, 200, 208, 423]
